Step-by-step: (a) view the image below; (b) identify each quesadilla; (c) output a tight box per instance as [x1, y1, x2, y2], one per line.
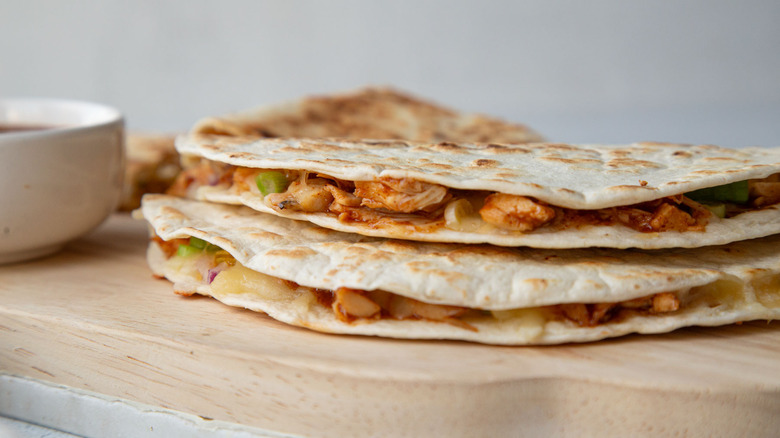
[170, 136, 780, 249]
[119, 133, 180, 211]
[139, 194, 780, 345]
[191, 86, 544, 144]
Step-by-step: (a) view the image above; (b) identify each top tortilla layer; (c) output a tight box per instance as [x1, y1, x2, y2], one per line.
[177, 136, 780, 210]
[191, 86, 545, 144]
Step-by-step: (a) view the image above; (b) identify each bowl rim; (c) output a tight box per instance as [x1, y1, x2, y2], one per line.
[0, 97, 124, 140]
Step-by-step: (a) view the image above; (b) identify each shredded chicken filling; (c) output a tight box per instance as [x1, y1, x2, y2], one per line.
[168, 161, 780, 233]
[553, 292, 680, 327]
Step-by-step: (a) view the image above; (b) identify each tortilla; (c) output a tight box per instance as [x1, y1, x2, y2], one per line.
[191, 86, 544, 144]
[139, 194, 780, 345]
[119, 133, 180, 211]
[172, 136, 780, 249]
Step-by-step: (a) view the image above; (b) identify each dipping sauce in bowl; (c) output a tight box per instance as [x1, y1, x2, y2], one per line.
[0, 99, 124, 264]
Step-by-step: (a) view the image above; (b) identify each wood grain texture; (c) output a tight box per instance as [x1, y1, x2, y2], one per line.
[1, 214, 779, 437]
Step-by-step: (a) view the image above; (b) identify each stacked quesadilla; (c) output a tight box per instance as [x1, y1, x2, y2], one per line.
[138, 87, 780, 344]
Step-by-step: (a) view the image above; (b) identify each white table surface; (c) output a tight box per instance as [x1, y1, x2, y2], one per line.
[0, 374, 295, 438]
[0, 415, 80, 438]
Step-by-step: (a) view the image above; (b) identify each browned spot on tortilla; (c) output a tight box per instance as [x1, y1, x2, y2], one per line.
[525, 278, 549, 290]
[246, 231, 284, 241]
[583, 280, 606, 289]
[425, 163, 454, 170]
[556, 188, 578, 194]
[323, 158, 358, 165]
[336, 244, 374, 256]
[362, 251, 397, 263]
[540, 143, 580, 151]
[441, 245, 515, 261]
[265, 247, 318, 259]
[432, 142, 468, 153]
[672, 150, 693, 158]
[426, 269, 468, 283]
[159, 206, 187, 221]
[482, 144, 531, 154]
[608, 150, 632, 158]
[607, 185, 649, 191]
[306, 142, 351, 152]
[300, 225, 341, 240]
[277, 146, 315, 154]
[539, 157, 603, 165]
[471, 159, 500, 168]
[406, 261, 434, 271]
[495, 172, 519, 178]
[377, 240, 419, 253]
[408, 146, 434, 154]
[606, 158, 663, 169]
[355, 140, 404, 149]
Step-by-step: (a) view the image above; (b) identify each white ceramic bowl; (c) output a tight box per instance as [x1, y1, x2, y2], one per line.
[0, 98, 124, 264]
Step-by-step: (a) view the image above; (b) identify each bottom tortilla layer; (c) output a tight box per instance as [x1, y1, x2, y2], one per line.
[147, 241, 780, 345]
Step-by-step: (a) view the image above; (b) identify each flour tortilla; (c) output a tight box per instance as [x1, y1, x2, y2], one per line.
[139, 195, 780, 345]
[175, 136, 780, 248]
[191, 86, 544, 144]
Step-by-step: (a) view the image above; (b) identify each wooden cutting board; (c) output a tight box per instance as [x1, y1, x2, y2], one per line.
[1, 214, 779, 437]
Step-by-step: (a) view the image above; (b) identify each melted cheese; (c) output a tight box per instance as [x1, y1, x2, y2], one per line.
[751, 273, 780, 308]
[692, 279, 744, 309]
[164, 253, 205, 282]
[488, 308, 548, 340]
[210, 264, 296, 301]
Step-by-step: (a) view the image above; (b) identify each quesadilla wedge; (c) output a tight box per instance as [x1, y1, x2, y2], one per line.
[191, 86, 544, 144]
[119, 133, 180, 211]
[125, 86, 536, 212]
[139, 194, 780, 345]
[170, 136, 780, 249]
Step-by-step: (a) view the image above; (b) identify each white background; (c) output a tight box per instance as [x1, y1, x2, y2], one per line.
[2, 0, 779, 147]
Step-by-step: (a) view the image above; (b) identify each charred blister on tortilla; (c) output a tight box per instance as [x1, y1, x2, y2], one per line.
[168, 157, 780, 235]
[153, 234, 686, 331]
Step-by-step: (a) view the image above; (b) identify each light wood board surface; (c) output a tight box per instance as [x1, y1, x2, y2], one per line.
[1, 213, 779, 437]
